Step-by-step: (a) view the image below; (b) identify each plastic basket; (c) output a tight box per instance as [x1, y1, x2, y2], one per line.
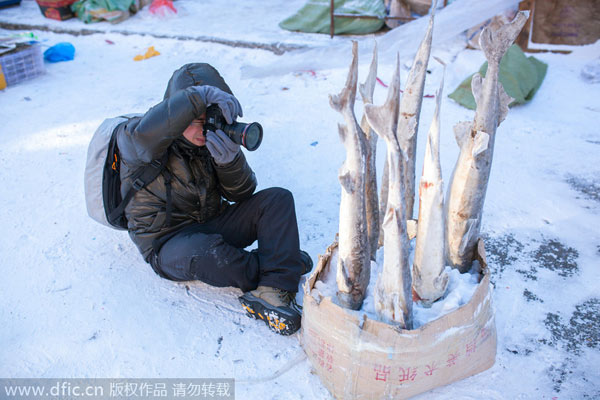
[0, 43, 45, 87]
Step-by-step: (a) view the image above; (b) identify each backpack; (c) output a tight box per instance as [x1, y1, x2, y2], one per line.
[84, 115, 172, 230]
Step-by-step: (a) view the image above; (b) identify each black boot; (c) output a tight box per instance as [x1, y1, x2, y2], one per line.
[239, 286, 302, 335]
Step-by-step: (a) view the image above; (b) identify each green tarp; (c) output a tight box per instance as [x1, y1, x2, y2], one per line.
[449, 44, 548, 110]
[280, 0, 385, 35]
[71, 0, 136, 23]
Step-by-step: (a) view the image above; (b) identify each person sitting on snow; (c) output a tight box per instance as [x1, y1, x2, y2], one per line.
[114, 63, 312, 335]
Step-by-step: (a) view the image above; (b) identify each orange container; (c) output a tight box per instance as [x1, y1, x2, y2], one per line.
[35, 0, 77, 21]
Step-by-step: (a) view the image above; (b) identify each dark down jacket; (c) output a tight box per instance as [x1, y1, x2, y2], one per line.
[115, 63, 257, 261]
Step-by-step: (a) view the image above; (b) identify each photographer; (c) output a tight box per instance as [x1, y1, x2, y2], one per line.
[115, 63, 311, 336]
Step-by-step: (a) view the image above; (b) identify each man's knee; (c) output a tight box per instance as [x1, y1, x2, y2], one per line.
[261, 187, 294, 207]
[158, 232, 224, 281]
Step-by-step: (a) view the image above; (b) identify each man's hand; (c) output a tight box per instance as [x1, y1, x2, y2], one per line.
[191, 85, 243, 124]
[206, 129, 241, 166]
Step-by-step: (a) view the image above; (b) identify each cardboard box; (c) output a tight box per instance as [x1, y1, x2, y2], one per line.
[516, 0, 600, 54]
[532, 0, 600, 46]
[301, 239, 496, 399]
[36, 0, 77, 21]
[405, 0, 431, 16]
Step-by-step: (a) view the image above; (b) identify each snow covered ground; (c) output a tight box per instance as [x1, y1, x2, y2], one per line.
[1, 0, 599, 398]
[0, 0, 351, 51]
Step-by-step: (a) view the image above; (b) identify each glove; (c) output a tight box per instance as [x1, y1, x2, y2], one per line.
[206, 129, 241, 166]
[191, 85, 243, 124]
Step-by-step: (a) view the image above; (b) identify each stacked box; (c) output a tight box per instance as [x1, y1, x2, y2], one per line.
[0, 43, 45, 87]
[35, 0, 77, 20]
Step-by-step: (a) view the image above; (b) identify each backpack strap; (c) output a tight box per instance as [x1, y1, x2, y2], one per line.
[107, 151, 171, 226]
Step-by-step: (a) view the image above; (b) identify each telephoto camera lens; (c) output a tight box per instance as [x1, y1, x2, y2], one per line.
[204, 105, 263, 151]
[241, 122, 262, 151]
[223, 122, 263, 151]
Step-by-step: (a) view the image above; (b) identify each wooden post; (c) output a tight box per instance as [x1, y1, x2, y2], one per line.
[330, 0, 335, 38]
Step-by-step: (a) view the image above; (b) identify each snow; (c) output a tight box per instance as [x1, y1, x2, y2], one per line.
[1, 0, 600, 399]
[412, 267, 479, 328]
[313, 247, 481, 329]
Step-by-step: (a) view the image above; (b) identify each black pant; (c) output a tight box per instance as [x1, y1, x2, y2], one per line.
[155, 187, 303, 293]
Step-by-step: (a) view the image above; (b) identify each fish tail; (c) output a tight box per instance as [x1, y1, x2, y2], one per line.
[358, 42, 378, 105]
[329, 41, 359, 112]
[364, 54, 401, 147]
[480, 11, 529, 65]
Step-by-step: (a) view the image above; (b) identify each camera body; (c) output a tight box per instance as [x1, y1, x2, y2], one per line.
[203, 105, 263, 151]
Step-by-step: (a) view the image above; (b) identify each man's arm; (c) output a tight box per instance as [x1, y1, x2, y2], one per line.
[116, 88, 204, 166]
[117, 86, 242, 166]
[214, 152, 257, 202]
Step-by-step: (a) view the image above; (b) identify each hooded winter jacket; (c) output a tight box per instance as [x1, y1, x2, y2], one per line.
[115, 63, 257, 262]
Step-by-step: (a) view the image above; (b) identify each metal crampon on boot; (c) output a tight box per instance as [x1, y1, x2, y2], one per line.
[239, 286, 302, 335]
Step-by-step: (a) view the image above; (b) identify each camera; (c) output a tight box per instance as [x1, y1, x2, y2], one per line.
[203, 104, 263, 151]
